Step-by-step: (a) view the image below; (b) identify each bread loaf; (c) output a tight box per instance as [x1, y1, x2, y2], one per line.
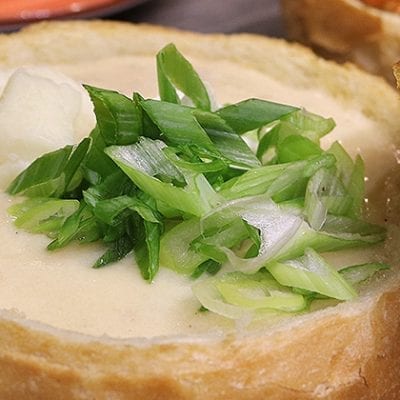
[281, 0, 400, 82]
[0, 21, 399, 399]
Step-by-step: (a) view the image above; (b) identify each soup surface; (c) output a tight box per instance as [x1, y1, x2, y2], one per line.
[0, 55, 398, 338]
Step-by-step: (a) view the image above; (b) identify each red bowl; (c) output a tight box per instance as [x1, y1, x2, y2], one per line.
[0, 0, 148, 24]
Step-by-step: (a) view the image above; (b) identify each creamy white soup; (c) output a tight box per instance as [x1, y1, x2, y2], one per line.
[0, 55, 398, 338]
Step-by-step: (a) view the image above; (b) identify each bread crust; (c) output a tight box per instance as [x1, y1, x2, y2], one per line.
[0, 21, 399, 399]
[281, 0, 400, 82]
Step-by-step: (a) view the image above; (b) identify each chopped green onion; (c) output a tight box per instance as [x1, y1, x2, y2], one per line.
[159, 219, 206, 275]
[135, 219, 162, 281]
[191, 259, 222, 279]
[47, 204, 100, 250]
[219, 154, 336, 200]
[280, 109, 335, 142]
[339, 262, 390, 285]
[141, 100, 215, 151]
[4, 43, 389, 320]
[105, 138, 220, 217]
[84, 85, 141, 145]
[304, 167, 351, 230]
[157, 43, 211, 111]
[9, 198, 79, 235]
[193, 271, 307, 319]
[267, 248, 357, 300]
[94, 235, 134, 268]
[216, 99, 298, 134]
[7, 146, 73, 197]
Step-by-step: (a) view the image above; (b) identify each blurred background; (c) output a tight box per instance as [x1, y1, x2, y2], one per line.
[2, 0, 394, 83]
[111, 0, 285, 37]
[0, 0, 286, 37]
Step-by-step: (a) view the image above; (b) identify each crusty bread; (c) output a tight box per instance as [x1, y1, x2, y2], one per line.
[393, 61, 400, 86]
[0, 21, 400, 399]
[281, 0, 400, 82]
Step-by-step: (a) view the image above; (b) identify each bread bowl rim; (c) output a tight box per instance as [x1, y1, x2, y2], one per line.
[0, 20, 399, 399]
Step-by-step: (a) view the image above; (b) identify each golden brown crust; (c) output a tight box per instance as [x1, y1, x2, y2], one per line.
[0, 20, 399, 399]
[1, 280, 399, 399]
[393, 62, 400, 86]
[281, 0, 400, 82]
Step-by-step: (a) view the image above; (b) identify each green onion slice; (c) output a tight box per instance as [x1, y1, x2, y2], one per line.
[339, 262, 390, 286]
[193, 270, 307, 319]
[267, 248, 357, 300]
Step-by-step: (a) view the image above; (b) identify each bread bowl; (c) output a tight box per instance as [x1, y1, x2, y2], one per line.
[281, 0, 400, 82]
[0, 20, 399, 399]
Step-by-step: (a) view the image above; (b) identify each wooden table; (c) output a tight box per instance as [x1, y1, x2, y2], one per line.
[111, 0, 285, 37]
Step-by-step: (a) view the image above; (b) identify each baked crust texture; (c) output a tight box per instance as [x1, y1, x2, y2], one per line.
[0, 20, 399, 399]
[281, 0, 400, 82]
